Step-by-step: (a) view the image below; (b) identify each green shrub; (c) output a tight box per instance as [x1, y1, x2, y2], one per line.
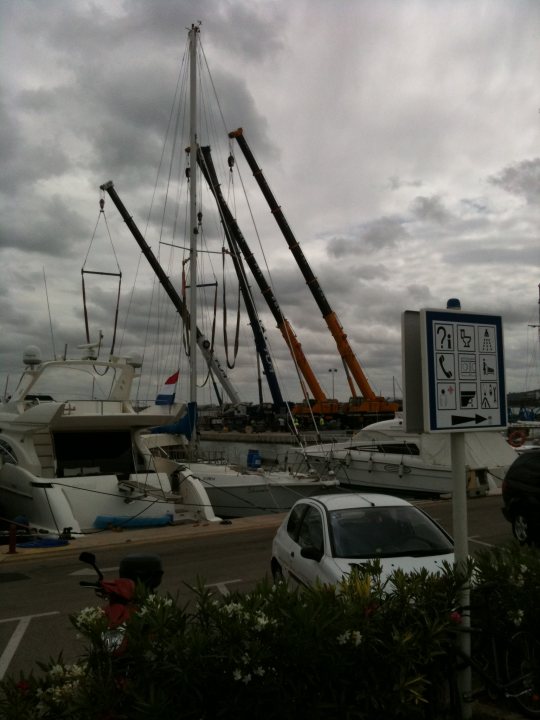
[2, 544, 538, 720]
[471, 541, 540, 639]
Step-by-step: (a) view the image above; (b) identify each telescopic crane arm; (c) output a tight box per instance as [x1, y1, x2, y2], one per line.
[100, 180, 241, 406]
[195, 148, 285, 410]
[229, 128, 398, 416]
[198, 146, 338, 413]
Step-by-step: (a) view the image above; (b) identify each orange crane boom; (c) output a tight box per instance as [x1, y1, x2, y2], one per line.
[229, 128, 398, 417]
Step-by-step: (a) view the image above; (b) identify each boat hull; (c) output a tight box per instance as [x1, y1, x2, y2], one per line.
[202, 478, 338, 518]
[0, 463, 176, 534]
[313, 450, 452, 497]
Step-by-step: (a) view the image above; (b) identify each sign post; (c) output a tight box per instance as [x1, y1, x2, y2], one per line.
[403, 304, 506, 720]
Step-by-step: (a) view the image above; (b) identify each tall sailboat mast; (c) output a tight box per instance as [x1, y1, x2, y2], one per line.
[188, 24, 199, 421]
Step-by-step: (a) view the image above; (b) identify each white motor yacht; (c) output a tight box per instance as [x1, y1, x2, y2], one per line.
[297, 415, 518, 497]
[0, 346, 221, 536]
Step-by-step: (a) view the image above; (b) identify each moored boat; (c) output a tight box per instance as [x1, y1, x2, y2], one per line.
[0, 346, 221, 536]
[297, 415, 518, 498]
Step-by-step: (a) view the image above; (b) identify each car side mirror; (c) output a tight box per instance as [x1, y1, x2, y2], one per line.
[301, 546, 323, 562]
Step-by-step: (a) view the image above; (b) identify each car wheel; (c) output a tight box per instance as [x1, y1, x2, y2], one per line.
[512, 513, 532, 544]
[271, 559, 285, 584]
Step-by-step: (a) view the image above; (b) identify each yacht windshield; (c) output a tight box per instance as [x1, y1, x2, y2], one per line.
[25, 365, 122, 401]
[329, 506, 453, 559]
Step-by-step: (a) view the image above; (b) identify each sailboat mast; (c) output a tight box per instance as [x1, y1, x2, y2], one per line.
[188, 24, 199, 413]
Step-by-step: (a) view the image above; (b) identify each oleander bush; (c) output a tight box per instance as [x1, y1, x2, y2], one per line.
[1, 542, 539, 720]
[472, 542, 540, 640]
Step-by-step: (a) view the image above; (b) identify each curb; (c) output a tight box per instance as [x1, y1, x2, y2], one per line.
[0, 513, 286, 564]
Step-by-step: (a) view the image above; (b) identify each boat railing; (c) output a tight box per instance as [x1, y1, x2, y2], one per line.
[60, 400, 126, 415]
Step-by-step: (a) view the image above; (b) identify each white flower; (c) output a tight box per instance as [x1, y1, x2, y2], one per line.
[140, 594, 174, 613]
[509, 609, 524, 626]
[73, 606, 106, 631]
[233, 669, 243, 681]
[254, 611, 275, 631]
[242, 673, 252, 684]
[255, 666, 265, 677]
[337, 629, 362, 646]
[220, 601, 243, 617]
[48, 664, 65, 679]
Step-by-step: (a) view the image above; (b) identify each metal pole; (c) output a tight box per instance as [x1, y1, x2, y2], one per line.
[328, 368, 337, 399]
[451, 431, 472, 719]
[188, 24, 199, 437]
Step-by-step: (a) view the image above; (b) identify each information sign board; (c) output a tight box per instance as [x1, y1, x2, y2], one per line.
[420, 309, 506, 432]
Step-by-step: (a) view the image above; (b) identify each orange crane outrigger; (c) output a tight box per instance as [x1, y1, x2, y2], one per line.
[229, 128, 398, 421]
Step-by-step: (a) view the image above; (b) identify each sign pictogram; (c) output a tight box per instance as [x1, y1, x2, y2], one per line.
[420, 309, 506, 432]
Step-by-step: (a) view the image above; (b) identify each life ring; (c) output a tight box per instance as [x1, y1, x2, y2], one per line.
[508, 429, 527, 448]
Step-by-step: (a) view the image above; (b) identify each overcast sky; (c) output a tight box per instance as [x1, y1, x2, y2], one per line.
[1, 0, 539, 409]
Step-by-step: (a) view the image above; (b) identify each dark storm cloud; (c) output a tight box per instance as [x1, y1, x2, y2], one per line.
[0, 195, 89, 255]
[410, 195, 453, 224]
[3, 1, 280, 195]
[327, 217, 410, 256]
[1, 0, 538, 400]
[388, 176, 423, 191]
[0, 86, 71, 196]
[444, 242, 539, 268]
[488, 158, 540, 205]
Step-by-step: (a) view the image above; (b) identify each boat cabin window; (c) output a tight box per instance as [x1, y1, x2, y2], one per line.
[53, 431, 142, 477]
[351, 442, 419, 456]
[27, 365, 123, 401]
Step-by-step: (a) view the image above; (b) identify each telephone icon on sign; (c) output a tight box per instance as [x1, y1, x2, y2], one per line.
[439, 355, 453, 379]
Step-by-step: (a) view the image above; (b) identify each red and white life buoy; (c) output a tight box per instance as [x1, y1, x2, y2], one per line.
[508, 429, 527, 448]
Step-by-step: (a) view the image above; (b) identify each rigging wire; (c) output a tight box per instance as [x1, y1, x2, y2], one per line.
[230, 154, 314, 434]
[81, 195, 122, 370]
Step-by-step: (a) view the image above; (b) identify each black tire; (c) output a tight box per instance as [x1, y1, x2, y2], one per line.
[505, 631, 540, 717]
[512, 513, 532, 545]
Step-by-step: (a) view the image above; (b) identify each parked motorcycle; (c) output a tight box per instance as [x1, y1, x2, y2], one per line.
[78, 551, 163, 652]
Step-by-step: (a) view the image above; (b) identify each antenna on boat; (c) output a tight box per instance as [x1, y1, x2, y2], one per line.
[77, 331, 103, 360]
[42, 267, 57, 359]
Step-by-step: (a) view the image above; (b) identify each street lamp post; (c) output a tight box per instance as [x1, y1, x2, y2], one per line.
[328, 368, 338, 398]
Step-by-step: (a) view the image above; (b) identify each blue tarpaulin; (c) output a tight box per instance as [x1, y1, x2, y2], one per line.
[93, 513, 173, 530]
[16, 537, 69, 548]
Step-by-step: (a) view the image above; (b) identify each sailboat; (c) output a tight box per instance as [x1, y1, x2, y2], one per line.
[99, 25, 336, 519]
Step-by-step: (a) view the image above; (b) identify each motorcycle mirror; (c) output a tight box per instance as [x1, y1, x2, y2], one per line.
[79, 551, 103, 581]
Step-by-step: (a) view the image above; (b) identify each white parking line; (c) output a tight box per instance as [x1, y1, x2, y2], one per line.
[205, 579, 242, 596]
[70, 567, 118, 576]
[0, 612, 59, 680]
[468, 535, 495, 548]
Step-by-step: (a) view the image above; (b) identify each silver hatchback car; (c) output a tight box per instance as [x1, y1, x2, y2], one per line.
[271, 493, 454, 588]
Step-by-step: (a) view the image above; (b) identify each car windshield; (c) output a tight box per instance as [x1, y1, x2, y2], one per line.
[328, 505, 453, 559]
